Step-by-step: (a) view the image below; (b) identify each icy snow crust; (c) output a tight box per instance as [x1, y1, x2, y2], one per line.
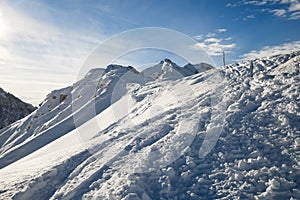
[0, 52, 300, 199]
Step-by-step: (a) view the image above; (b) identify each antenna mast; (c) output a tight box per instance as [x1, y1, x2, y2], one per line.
[222, 50, 226, 67]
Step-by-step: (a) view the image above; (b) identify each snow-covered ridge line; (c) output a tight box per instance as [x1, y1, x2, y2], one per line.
[226, 50, 300, 77]
[0, 60, 213, 169]
[0, 51, 299, 199]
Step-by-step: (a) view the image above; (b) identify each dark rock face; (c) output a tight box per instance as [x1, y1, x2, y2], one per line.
[0, 87, 36, 129]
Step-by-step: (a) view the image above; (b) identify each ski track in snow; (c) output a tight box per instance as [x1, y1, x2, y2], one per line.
[0, 53, 300, 199]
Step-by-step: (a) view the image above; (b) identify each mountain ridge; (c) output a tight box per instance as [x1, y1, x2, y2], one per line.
[0, 87, 36, 130]
[0, 51, 299, 199]
[0, 60, 210, 168]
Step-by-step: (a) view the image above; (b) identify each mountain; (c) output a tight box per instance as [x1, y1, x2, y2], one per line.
[0, 87, 36, 130]
[0, 53, 300, 199]
[0, 60, 211, 169]
[0, 65, 150, 168]
[142, 59, 214, 80]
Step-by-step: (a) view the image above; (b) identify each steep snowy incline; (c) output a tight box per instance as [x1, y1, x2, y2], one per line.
[0, 66, 149, 168]
[0, 66, 224, 199]
[0, 60, 212, 169]
[0, 87, 36, 130]
[0, 51, 300, 199]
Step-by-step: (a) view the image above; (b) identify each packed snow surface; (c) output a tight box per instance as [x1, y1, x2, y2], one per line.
[0, 53, 300, 199]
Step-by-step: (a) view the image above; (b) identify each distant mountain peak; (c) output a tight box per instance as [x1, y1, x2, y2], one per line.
[161, 59, 179, 72]
[143, 59, 214, 80]
[159, 58, 173, 64]
[104, 64, 140, 75]
[0, 87, 36, 130]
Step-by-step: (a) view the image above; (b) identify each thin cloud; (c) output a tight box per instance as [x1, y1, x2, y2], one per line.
[244, 1, 267, 6]
[244, 14, 256, 20]
[0, 1, 103, 104]
[194, 28, 236, 56]
[206, 32, 216, 37]
[239, 40, 300, 60]
[204, 38, 222, 43]
[194, 42, 236, 56]
[193, 34, 203, 41]
[290, 10, 300, 19]
[226, 2, 243, 7]
[217, 28, 227, 33]
[194, 35, 235, 56]
[270, 9, 287, 16]
[194, 28, 235, 56]
[0, 2, 100, 63]
[228, 0, 300, 20]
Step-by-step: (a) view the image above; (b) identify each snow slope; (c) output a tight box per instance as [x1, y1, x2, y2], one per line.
[0, 87, 36, 130]
[0, 60, 208, 168]
[0, 52, 300, 199]
[0, 65, 150, 168]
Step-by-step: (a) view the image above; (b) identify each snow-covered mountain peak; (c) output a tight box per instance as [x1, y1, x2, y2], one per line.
[142, 59, 214, 80]
[159, 58, 173, 64]
[83, 65, 140, 85]
[97, 64, 145, 92]
[187, 62, 215, 73]
[161, 58, 180, 72]
[84, 68, 105, 79]
[104, 64, 135, 74]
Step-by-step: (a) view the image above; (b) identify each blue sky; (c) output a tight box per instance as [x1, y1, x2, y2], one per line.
[0, 0, 300, 105]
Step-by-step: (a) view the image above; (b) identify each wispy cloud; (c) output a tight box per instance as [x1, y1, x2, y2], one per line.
[206, 32, 216, 37]
[239, 40, 300, 60]
[244, 0, 267, 6]
[204, 38, 222, 43]
[226, 2, 243, 7]
[290, 10, 300, 19]
[270, 9, 287, 16]
[227, 0, 300, 20]
[194, 34, 203, 41]
[193, 29, 236, 56]
[0, 1, 103, 104]
[243, 14, 256, 20]
[217, 28, 227, 33]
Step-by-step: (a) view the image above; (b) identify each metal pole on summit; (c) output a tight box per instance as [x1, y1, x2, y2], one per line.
[223, 50, 226, 67]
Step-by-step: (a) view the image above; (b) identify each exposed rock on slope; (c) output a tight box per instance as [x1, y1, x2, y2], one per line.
[0, 87, 36, 130]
